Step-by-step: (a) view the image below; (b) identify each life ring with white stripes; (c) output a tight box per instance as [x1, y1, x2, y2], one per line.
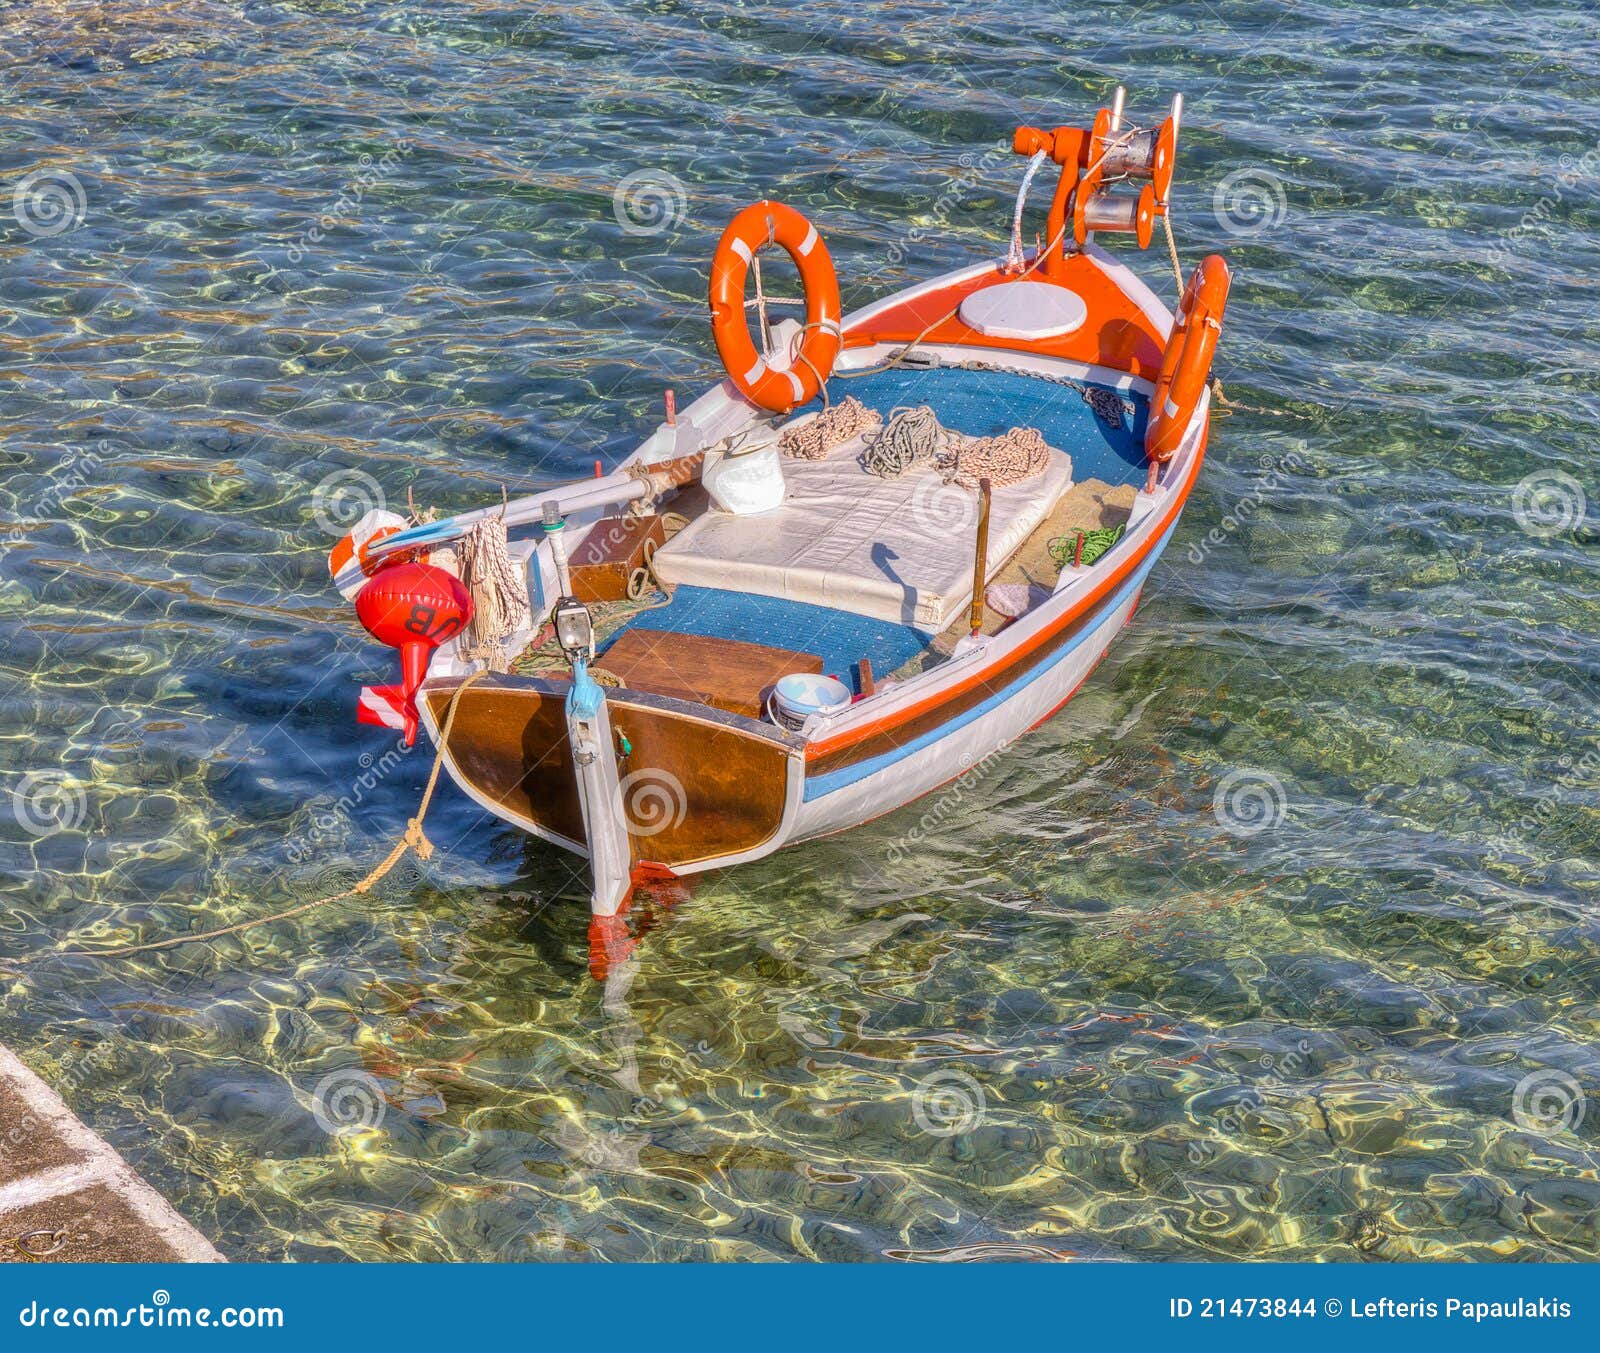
[329, 508, 408, 601]
[1145, 254, 1231, 463]
[709, 201, 841, 414]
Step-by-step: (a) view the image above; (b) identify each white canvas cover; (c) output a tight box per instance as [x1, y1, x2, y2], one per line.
[654, 429, 1073, 632]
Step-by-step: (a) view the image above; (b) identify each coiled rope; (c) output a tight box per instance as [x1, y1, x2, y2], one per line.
[949, 426, 1051, 489]
[779, 396, 882, 460]
[3, 670, 491, 968]
[858, 405, 951, 479]
[858, 405, 1050, 489]
[457, 504, 529, 671]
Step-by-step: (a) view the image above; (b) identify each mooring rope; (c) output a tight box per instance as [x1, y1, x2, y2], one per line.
[1155, 209, 1301, 423]
[3, 670, 492, 968]
[1160, 209, 1185, 298]
[1008, 149, 1048, 272]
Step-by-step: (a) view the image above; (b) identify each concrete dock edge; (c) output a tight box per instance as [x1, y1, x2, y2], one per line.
[0, 1044, 223, 1263]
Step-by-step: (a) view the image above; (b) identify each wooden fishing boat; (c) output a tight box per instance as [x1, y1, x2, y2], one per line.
[331, 89, 1232, 975]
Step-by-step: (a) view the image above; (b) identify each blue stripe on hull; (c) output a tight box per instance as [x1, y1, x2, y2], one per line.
[802, 518, 1179, 801]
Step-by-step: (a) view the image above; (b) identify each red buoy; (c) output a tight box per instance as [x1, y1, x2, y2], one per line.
[354, 562, 473, 746]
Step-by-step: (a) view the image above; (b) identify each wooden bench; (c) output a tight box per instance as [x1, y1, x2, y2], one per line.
[597, 628, 823, 719]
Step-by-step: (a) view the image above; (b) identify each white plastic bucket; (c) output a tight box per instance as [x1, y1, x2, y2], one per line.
[769, 672, 852, 730]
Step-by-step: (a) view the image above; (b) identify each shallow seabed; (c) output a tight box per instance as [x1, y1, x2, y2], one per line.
[0, 0, 1598, 1261]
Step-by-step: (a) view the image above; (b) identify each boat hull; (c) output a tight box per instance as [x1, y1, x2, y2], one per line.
[793, 519, 1171, 842]
[420, 681, 804, 871]
[419, 505, 1178, 877]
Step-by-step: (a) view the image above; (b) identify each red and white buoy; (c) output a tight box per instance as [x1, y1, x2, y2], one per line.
[352, 562, 472, 746]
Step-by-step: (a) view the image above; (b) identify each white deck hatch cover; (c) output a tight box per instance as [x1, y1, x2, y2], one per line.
[958, 280, 1088, 341]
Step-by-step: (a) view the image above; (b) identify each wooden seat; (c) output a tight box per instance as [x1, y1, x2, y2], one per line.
[597, 629, 823, 719]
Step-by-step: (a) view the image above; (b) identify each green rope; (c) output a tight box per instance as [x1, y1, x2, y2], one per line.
[1048, 523, 1125, 570]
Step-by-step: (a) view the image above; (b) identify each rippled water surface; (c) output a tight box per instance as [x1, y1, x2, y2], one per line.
[1, 0, 1598, 1262]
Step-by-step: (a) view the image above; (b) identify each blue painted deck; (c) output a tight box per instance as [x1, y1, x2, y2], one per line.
[602, 585, 931, 688]
[821, 365, 1149, 488]
[604, 366, 1147, 684]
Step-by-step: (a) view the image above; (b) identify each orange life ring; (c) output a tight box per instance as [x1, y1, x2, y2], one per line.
[1145, 254, 1231, 463]
[708, 201, 842, 414]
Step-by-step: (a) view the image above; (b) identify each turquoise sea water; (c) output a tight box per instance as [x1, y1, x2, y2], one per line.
[0, 0, 1597, 1261]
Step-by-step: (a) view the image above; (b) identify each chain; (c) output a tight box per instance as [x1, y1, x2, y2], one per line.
[946, 356, 1137, 423]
